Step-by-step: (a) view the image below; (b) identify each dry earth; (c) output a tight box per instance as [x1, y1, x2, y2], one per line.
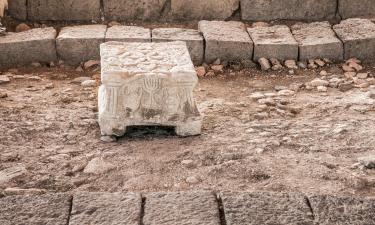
[0, 64, 374, 197]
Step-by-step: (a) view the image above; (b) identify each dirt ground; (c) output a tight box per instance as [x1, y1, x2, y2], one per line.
[0, 64, 374, 198]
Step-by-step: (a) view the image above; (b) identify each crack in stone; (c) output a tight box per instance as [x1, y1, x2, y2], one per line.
[140, 196, 146, 225]
[216, 193, 228, 225]
[305, 196, 316, 222]
[66, 195, 74, 225]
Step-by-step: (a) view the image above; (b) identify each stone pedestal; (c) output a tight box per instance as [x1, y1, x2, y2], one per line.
[98, 41, 202, 137]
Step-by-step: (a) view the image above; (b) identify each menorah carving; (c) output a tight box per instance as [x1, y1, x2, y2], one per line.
[98, 41, 202, 137]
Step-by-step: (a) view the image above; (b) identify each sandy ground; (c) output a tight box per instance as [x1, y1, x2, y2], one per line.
[0, 65, 374, 197]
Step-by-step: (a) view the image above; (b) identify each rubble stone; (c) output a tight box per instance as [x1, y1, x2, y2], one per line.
[248, 25, 298, 61]
[198, 21, 253, 63]
[333, 18, 375, 61]
[56, 25, 106, 65]
[292, 22, 343, 62]
[144, 191, 221, 225]
[152, 28, 204, 65]
[0, 28, 57, 68]
[105, 25, 151, 43]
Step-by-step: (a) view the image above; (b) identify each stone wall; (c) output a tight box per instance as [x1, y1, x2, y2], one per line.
[6, 0, 375, 22]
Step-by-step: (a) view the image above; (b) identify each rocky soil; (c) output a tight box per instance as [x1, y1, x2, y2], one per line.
[0, 62, 374, 197]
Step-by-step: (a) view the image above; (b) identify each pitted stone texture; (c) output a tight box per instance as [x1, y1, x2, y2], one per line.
[221, 191, 314, 225]
[144, 191, 221, 225]
[248, 25, 298, 61]
[170, 0, 239, 20]
[8, 0, 27, 20]
[69, 192, 142, 225]
[99, 41, 202, 137]
[292, 22, 343, 61]
[333, 18, 375, 61]
[339, 0, 375, 19]
[198, 21, 253, 63]
[103, 0, 166, 21]
[57, 25, 107, 65]
[0, 28, 57, 68]
[106, 26, 151, 43]
[152, 28, 204, 65]
[241, 0, 337, 21]
[309, 194, 375, 225]
[28, 0, 101, 21]
[0, 193, 71, 225]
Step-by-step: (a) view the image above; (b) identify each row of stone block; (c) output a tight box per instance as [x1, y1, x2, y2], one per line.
[7, 0, 375, 22]
[1, 191, 374, 225]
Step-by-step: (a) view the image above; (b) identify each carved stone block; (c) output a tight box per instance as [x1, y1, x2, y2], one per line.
[99, 41, 202, 137]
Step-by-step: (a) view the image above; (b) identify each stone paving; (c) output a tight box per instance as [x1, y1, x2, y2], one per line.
[0, 191, 374, 225]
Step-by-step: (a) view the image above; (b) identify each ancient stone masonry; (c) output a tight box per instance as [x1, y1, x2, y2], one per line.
[339, 0, 375, 19]
[105, 25, 151, 43]
[98, 41, 202, 137]
[7, 0, 26, 20]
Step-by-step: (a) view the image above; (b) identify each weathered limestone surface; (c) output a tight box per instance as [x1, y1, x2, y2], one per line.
[0, 28, 57, 68]
[170, 0, 239, 20]
[152, 28, 204, 65]
[339, 0, 375, 19]
[241, 0, 337, 21]
[69, 192, 142, 225]
[144, 191, 221, 225]
[28, 0, 101, 21]
[221, 191, 314, 225]
[0, 193, 71, 225]
[198, 21, 253, 63]
[103, 0, 167, 21]
[309, 194, 375, 225]
[106, 26, 151, 43]
[8, 0, 27, 20]
[333, 18, 375, 61]
[292, 22, 343, 61]
[99, 41, 202, 137]
[57, 25, 107, 65]
[248, 25, 298, 61]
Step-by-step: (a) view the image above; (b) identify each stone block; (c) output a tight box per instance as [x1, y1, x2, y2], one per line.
[152, 28, 204, 65]
[198, 21, 253, 63]
[0, 28, 57, 68]
[106, 25, 151, 43]
[28, 0, 101, 21]
[248, 25, 298, 61]
[339, 0, 375, 19]
[144, 191, 221, 225]
[99, 41, 202, 137]
[0, 193, 71, 225]
[8, 0, 27, 20]
[308, 194, 375, 225]
[56, 25, 107, 65]
[220, 191, 314, 225]
[292, 22, 344, 61]
[241, 0, 337, 21]
[69, 192, 142, 225]
[333, 18, 375, 61]
[103, 0, 166, 21]
[170, 0, 239, 20]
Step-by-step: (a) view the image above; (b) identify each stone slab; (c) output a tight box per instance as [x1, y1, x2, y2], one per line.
[333, 18, 375, 61]
[292, 22, 343, 61]
[221, 191, 314, 225]
[69, 192, 142, 225]
[106, 25, 151, 43]
[144, 191, 221, 225]
[248, 25, 298, 61]
[170, 0, 239, 20]
[99, 41, 202, 137]
[198, 20, 253, 63]
[0, 28, 57, 68]
[103, 0, 166, 21]
[0, 193, 71, 225]
[28, 0, 101, 21]
[56, 25, 107, 65]
[308, 194, 375, 225]
[8, 0, 27, 20]
[241, 0, 337, 21]
[339, 0, 375, 19]
[152, 28, 204, 65]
